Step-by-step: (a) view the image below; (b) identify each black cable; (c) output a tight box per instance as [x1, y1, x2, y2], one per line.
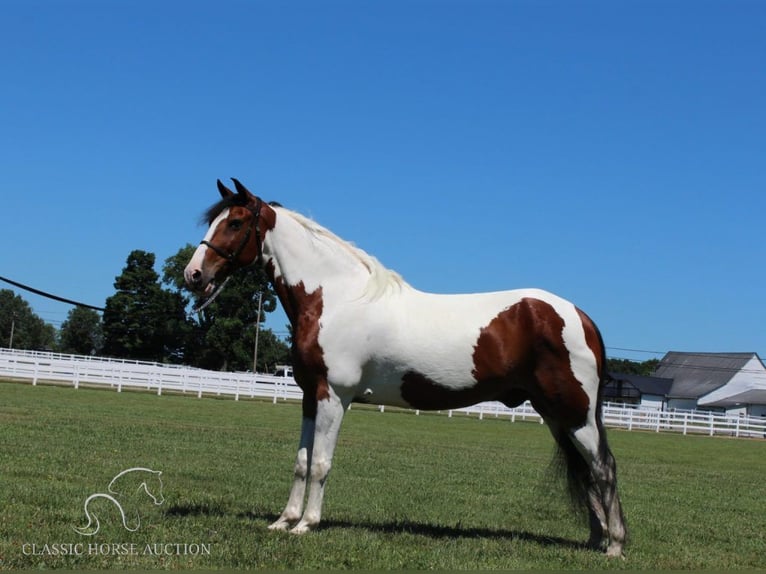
[0, 275, 105, 312]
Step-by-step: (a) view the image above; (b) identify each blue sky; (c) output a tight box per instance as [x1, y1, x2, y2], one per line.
[1, 0, 764, 362]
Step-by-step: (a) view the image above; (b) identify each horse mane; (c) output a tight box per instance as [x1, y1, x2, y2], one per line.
[276, 207, 407, 299]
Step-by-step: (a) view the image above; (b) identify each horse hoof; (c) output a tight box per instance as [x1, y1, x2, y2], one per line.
[290, 522, 315, 535]
[268, 519, 291, 532]
[587, 536, 605, 552]
[606, 545, 625, 559]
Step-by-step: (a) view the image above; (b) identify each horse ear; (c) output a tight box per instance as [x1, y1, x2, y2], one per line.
[231, 178, 252, 198]
[217, 179, 235, 198]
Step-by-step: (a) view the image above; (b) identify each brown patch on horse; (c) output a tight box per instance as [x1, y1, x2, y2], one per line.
[221, 202, 278, 266]
[517, 298, 591, 428]
[400, 298, 590, 428]
[400, 300, 534, 410]
[265, 260, 297, 325]
[258, 203, 277, 239]
[265, 261, 329, 418]
[400, 371, 506, 410]
[472, 298, 536, 382]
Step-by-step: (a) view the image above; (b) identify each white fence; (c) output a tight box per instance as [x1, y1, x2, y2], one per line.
[453, 400, 766, 439]
[2, 348, 765, 439]
[0, 347, 301, 403]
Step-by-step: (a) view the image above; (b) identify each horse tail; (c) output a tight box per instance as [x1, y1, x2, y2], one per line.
[72, 493, 138, 536]
[552, 425, 592, 511]
[594, 321, 613, 460]
[72, 496, 102, 536]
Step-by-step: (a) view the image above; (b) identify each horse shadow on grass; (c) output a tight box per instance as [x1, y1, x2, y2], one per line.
[165, 503, 586, 552]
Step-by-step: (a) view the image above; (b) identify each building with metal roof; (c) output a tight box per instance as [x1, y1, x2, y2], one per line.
[652, 352, 766, 416]
[604, 373, 673, 410]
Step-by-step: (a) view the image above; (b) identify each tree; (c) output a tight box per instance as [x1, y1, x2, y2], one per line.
[163, 244, 290, 371]
[102, 250, 188, 362]
[0, 289, 56, 350]
[58, 307, 103, 355]
[606, 358, 660, 376]
[253, 327, 293, 373]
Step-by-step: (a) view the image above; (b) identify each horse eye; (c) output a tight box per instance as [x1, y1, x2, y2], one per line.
[229, 219, 243, 231]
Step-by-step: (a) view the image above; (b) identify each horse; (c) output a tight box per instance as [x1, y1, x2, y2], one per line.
[183, 179, 627, 557]
[74, 467, 164, 536]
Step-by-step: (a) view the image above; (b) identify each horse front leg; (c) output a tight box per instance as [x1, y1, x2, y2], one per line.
[268, 413, 315, 531]
[290, 386, 348, 534]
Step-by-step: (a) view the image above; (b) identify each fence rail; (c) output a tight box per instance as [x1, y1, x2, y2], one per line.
[0, 347, 302, 402]
[2, 348, 764, 439]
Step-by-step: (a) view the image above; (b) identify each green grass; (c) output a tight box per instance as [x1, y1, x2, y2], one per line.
[1, 380, 765, 570]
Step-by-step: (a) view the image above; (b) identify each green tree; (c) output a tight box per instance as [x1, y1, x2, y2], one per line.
[163, 244, 290, 371]
[58, 307, 103, 355]
[0, 289, 56, 350]
[606, 358, 660, 376]
[254, 327, 293, 373]
[102, 250, 188, 362]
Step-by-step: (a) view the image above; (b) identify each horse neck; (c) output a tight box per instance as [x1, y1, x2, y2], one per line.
[109, 470, 149, 495]
[263, 210, 371, 303]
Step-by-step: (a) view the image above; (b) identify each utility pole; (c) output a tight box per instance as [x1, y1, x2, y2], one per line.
[8, 312, 16, 349]
[252, 291, 263, 373]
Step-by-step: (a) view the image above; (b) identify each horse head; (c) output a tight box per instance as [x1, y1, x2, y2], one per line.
[140, 470, 165, 506]
[184, 179, 275, 307]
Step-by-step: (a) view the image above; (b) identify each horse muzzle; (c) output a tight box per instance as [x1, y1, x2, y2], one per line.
[184, 265, 212, 294]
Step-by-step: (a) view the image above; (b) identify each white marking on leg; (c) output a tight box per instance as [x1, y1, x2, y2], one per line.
[269, 416, 315, 531]
[572, 420, 626, 557]
[291, 388, 349, 534]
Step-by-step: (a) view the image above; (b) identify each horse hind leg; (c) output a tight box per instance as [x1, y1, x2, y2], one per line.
[547, 421, 608, 550]
[569, 420, 627, 558]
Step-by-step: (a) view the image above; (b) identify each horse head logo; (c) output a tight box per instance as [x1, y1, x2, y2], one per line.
[73, 467, 164, 536]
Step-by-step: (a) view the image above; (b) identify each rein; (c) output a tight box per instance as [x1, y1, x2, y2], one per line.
[200, 197, 264, 268]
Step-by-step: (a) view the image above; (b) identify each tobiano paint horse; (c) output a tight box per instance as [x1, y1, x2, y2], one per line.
[184, 179, 627, 557]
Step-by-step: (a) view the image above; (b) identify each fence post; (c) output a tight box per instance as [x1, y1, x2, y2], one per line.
[683, 413, 688, 435]
[709, 412, 714, 437]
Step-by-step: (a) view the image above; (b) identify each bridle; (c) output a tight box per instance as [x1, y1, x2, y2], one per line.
[200, 197, 264, 269]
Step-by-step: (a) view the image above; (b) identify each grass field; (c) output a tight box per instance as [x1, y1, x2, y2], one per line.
[1, 380, 764, 570]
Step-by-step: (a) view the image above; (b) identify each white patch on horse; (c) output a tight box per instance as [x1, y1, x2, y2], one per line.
[558, 300, 600, 421]
[185, 209, 229, 285]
